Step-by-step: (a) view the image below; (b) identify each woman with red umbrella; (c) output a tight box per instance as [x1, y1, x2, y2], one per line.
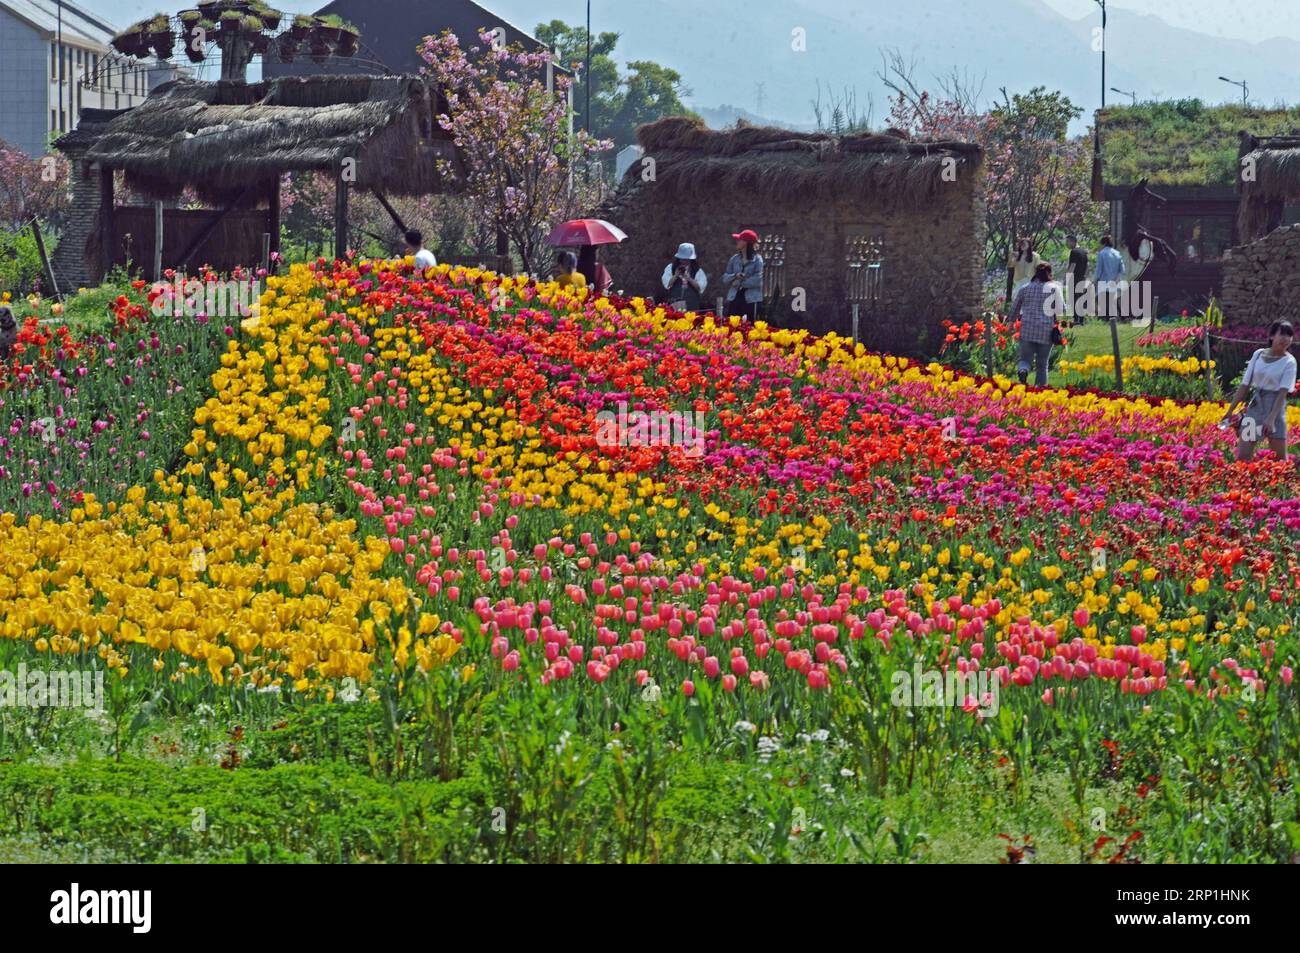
[546, 219, 626, 297]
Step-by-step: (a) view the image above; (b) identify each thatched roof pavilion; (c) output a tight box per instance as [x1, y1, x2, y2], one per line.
[73, 74, 459, 204]
[1237, 132, 1300, 243]
[629, 116, 983, 205]
[54, 74, 460, 283]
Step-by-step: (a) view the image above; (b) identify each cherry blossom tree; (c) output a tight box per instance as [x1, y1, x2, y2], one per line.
[881, 54, 1105, 269]
[0, 141, 69, 231]
[419, 30, 611, 274]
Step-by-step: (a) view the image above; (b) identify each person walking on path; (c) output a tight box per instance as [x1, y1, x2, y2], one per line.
[1094, 235, 1125, 319]
[1009, 262, 1065, 387]
[662, 242, 708, 313]
[1221, 320, 1296, 463]
[723, 229, 764, 321]
[1066, 234, 1089, 321]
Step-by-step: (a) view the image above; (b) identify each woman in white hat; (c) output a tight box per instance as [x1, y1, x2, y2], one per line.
[662, 242, 708, 313]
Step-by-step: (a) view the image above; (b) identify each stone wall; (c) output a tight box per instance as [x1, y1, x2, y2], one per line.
[49, 156, 103, 291]
[1219, 224, 1300, 326]
[598, 166, 986, 358]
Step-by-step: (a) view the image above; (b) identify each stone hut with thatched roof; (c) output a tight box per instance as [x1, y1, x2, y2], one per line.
[53, 73, 459, 286]
[1220, 133, 1300, 326]
[598, 116, 985, 356]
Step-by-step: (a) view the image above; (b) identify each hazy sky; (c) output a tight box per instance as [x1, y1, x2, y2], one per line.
[83, 1, 1300, 43]
[1041, 0, 1300, 41]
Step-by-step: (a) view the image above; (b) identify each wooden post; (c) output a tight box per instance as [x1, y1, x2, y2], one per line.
[334, 173, 349, 261]
[984, 311, 994, 378]
[1109, 316, 1124, 391]
[30, 222, 61, 300]
[152, 200, 163, 281]
[1203, 323, 1214, 400]
[98, 165, 115, 280]
[267, 179, 281, 271]
[261, 233, 271, 275]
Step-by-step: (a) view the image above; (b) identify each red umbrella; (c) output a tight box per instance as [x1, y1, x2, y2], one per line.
[545, 219, 628, 247]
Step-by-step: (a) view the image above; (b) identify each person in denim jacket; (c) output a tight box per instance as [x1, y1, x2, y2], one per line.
[722, 229, 764, 321]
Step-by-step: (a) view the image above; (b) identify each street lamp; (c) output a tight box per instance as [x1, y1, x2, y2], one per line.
[1218, 76, 1249, 105]
[1110, 87, 1136, 106]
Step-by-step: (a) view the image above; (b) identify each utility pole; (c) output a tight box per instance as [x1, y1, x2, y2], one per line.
[1095, 0, 1106, 109]
[57, 0, 63, 133]
[585, 0, 591, 134]
[755, 82, 766, 115]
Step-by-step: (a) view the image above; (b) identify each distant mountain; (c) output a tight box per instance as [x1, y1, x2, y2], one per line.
[692, 104, 815, 132]
[483, 0, 1300, 133]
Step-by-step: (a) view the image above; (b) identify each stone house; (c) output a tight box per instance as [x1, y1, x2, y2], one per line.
[597, 116, 985, 358]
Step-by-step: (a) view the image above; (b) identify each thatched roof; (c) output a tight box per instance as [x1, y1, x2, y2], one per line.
[1237, 133, 1300, 242]
[625, 116, 982, 205]
[59, 75, 460, 204]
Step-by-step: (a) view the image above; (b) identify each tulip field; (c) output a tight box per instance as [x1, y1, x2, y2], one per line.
[1, 260, 1298, 864]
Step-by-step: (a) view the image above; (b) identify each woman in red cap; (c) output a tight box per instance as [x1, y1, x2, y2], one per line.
[722, 229, 764, 321]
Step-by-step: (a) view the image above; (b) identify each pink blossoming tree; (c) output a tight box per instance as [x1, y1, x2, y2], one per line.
[419, 30, 611, 275]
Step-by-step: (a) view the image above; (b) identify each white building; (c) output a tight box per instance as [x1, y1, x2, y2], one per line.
[616, 144, 644, 181]
[0, 0, 181, 157]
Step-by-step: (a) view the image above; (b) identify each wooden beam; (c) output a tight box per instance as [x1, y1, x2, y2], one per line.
[371, 189, 407, 235]
[177, 186, 256, 270]
[30, 221, 61, 300]
[267, 179, 281, 270]
[334, 174, 350, 261]
[98, 165, 114, 280]
[152, 201, 164, 281]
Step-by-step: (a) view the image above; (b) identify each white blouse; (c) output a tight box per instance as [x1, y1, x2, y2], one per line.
[1243, 349, 1298, 392]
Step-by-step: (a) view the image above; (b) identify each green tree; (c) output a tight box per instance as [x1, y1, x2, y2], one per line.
[533, 21, 693, 155]
[604, 61, 692, 150]
[533, 20, 620, 135]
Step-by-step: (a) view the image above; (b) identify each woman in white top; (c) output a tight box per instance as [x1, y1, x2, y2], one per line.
[1008, 238, 1044, 297]
[661, 242, 708, 313]
[1221, 320, 1296, 462]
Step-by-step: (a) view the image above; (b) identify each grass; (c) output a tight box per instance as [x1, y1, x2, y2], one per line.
[5, 274, 132, 334]
[1098, 100, 1300, 187]
[0, 700, 1156, 864]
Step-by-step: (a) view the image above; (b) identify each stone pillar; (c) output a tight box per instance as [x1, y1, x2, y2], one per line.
[49, 151, 107, 290]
